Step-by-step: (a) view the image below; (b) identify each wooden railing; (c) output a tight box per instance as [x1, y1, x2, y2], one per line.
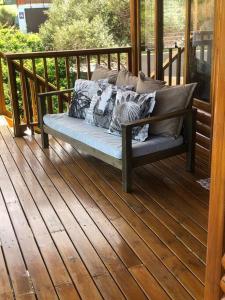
[0, 47, 132, 136]
[142, 46, 185, 85]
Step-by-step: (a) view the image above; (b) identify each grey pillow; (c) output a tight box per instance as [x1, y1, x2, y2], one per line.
[149, 83, 198, 138]
[91, 65, 118, 85]
[136, 71, 166, 94]
[116, 69, 138, 90]
[108, 90, 156, 142]
[68, 79, 106, 119]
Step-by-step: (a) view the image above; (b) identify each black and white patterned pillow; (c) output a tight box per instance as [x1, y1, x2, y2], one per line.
[108, 90, 156, 142]
[85, 84, 134, 129]
[68, 79, 107, 119]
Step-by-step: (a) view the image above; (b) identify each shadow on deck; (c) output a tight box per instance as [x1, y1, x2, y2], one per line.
[0, 120, 209, 300]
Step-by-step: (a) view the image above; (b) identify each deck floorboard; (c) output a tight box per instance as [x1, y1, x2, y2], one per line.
[0, 123, 209, 300]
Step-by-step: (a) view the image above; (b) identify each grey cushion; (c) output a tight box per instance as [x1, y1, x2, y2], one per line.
[150, 83, 198, 138]
[91, 65, 118, 85]
[108, 90, 156, 142]
[136, 72, 166, 94]
[116, 69, 138, 89]
[44, 113, 183, 159]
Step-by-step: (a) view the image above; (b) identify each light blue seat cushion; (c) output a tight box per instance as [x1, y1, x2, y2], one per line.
[43, 113, 184, 159]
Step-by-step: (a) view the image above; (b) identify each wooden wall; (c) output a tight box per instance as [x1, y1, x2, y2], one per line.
[205, 0, 225, 298]
[193, 99, 211, 157]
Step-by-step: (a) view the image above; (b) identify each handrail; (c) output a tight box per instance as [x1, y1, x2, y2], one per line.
[3, 47, 132, 59]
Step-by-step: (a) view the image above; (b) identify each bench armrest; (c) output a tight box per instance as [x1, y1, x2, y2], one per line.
[38, 88, 74, 127]
[121, 108, 197, 170]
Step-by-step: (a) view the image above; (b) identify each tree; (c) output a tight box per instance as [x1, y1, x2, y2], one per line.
[39, 0, 130, 50]
[0, 7, 16, 27]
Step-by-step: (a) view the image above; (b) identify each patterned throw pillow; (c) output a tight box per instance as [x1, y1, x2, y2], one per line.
[108, 90, 156, 142]
[85, 84, 134, 129]
[68, 79, 106, 119]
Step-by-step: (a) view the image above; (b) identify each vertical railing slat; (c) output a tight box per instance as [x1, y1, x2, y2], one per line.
[97, 54, 101, 65]
[65, 57, 71, 103]
[19, 59, 31, 127]
[43, 57, 53, 113]
[176, 48, 181, 85]
[54, 57, 63, 113]
[0, 56, 6, 115]
[107, 54, 111, 69]
[168, 48, 173, 86]
[31, 58, 39, 123]
[7, 59, 21, 136]
[117, 53, 121, 71]
[147, 49, 151, 77]
[87, 55, 91, 80]
[76, 56, 81, 79]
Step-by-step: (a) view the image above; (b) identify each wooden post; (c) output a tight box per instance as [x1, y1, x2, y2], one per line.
[7, 59, 22, 137]
[130, 0, 139, 75]
[205, 1, 225, 299]
[154, 0, 164, 80]
[184, 0, 191, 84]
[0, 57, 6, 115]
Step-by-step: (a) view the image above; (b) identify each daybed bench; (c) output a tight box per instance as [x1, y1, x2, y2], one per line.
[38, 88, 197, 193]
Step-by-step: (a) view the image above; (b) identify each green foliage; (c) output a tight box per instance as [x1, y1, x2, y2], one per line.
[39, 0, 130, 50]
[0, 7, 16, 27]
[0, 26, 44, 112]
[0, 26, 44, 53]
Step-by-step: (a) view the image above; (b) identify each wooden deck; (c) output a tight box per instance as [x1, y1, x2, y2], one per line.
[0, 120, 209, 300]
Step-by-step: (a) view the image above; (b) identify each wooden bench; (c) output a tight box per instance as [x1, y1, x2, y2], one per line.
[38, 89, 196, 193]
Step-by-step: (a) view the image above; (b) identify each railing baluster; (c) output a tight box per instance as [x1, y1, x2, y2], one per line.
[176, 48, 181, 85]
[43, 57, 53, 113]
[31, 58, 39, 123]
[97, 54, 101, 65]
[87, 55, 91, 80]
[107, 54, 111, 69]
[20, 59, 31, 127]
[128, 49, 132, 72]
[117, 53, 121, 71]
[0, 56, 6, 115]
[7, 59, 21, 136]
[76, 56, 81, 79]
[65, 57, 71, 102]
[54, 57, 63, 113]
[147, 49, 151, 77]
[168, 48, 173, 86]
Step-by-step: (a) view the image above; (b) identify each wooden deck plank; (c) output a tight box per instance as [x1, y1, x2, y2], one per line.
[0, 223, 14, 300]
[33, 136, 194, 299]
[0, 122, 209, 300]
[0, 127, 81, 300]
[48, 138, 204, 299]
[13, 137, 147, 300]
[0, 189, 35, 300]
[0, 127, 126, 300]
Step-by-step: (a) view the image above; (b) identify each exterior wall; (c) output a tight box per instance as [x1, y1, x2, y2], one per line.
[17, 2, 51, 33]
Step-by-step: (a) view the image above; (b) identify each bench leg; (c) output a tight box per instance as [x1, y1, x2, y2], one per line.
[122, 160, 132, 193]
[41, 131, 49, 149]
[186, 108, 197, 173]
[186, 146, 195, 173]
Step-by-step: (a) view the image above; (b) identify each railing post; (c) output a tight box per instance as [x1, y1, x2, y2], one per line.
[184, 0, 191, 84]
[7, 59, 22, 137]
[0, 56, 6, 115]
[130, 0, 139, 75]
[154, 0, 164, 80]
